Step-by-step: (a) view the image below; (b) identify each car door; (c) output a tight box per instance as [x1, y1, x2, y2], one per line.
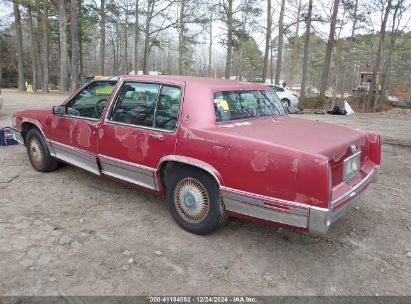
[98, 81, 183, 190]
[49, 80, 117, 175]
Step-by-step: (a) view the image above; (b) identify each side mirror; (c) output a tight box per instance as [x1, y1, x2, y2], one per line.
[53, 105, 67, 115]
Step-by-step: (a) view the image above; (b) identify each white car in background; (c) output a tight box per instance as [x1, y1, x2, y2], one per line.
[267, 84, 299, 108]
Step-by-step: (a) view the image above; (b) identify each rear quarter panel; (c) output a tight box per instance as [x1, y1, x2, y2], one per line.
[176, 127, 300, 202]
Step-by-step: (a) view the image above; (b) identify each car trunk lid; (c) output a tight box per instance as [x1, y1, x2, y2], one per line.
[214, 115, 367, 162]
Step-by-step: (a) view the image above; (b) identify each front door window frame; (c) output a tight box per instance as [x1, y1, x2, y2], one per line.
[61, 79, 119, 122]
[105, 80, 183, 134]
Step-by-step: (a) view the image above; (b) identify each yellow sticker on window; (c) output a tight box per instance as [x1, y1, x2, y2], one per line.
[216, 98, 229, 111]
[96, 85, 115, 95]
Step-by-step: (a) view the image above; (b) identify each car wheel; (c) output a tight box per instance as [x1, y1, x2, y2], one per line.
[26, 128, 58, 172]
[281, 98, 290, 108]
[166, 166, 225, 235]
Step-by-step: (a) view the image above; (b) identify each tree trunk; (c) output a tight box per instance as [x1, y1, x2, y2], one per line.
[300, 0, 313, 98]
[274, 0, 285, 85]
[380, 1, 400, 106]
[289, 0, 302, 86]
[57, 0, 69, 91]
[13, 1, 25, 91]
[364, 0, 391, 112]
[262, 0, 271, 83]
[34, 4, 43, 91]
[99, 0, 105, 75]
[409, 84, 411, 103]
[78, 0, 83, 78]
[224, 0, 233, 79]
[341, 0, 358, 100]
[124, 9, 129, 74]
[71, 0, 79, 91]
[319, 0, 340, 102]
[143, 0, 152, 75]
[331, 39, 342, 107]
[207, 3, 213, 77]
[134, 0, 139, 73]
[178, 0, 185, 75]
[238, 3, 246, 81]
[115, 22, 120, 74]
[41, 2, 49, 93]
[28, 5, 37, 92]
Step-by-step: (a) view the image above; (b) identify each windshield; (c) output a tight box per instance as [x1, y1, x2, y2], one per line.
[213, 90, 285, 122]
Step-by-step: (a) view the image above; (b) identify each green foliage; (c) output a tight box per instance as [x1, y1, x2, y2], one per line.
[0, 30, 18, 87]
[232, 34, 263, 81]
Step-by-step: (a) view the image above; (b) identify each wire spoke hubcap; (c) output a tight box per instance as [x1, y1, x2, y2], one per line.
[174, 177, 210, 223]
[30, 138, 43, 167]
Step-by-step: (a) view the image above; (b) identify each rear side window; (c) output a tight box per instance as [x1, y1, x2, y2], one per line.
[110, 82, 160, 128]
[214, 90, 285, 122]
[155, 86, 181, 131]
[109, 82, 181, 131]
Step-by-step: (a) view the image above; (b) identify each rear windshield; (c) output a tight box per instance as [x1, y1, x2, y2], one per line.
[213, 90, 285, 122]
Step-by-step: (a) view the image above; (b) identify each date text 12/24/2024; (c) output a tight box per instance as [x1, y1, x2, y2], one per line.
[149, 297, 256, 303]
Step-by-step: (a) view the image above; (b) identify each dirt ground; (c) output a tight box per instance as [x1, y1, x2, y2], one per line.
[0, 89, 410, 296]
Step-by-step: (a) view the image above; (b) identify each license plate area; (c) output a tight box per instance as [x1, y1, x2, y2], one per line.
[343, 151, 361, 181]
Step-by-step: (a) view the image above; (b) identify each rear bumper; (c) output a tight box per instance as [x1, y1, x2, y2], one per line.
[222, 165, 379, 235]
[308, 166, 379, 234]
[10, 128, 24, 145]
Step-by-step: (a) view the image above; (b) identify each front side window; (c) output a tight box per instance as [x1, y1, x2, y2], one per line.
[66, 81, 117, 119]
[109, 82, 181, 131]
[214, 90, 285, 122]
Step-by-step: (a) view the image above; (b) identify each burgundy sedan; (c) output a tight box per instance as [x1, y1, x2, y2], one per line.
[11, 76, 380, 235]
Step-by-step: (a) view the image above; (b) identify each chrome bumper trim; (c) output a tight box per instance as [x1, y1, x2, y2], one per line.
[331, 166, 379, 207]
[309, 166, 379, 234]
[10, 128, 24, 145]
[223, 197, 309, 228]
[221, 189, 310, 229]
[308, 206, 330, 235]
[222, 166, 379, 235]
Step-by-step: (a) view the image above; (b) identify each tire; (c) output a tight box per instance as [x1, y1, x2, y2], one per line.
[281, 98, 290, 108]
[26, 128, 58, 173]
[166, 166, 225, 235]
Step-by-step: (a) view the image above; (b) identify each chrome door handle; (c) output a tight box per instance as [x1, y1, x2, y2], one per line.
[149, 133, 164, 141]
[90, 122, 99, 129]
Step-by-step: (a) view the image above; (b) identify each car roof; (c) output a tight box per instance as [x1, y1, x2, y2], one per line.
[118, 75, 270, 91]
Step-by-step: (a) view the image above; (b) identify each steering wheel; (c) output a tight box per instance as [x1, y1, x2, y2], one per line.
[95, 98, 108, 118]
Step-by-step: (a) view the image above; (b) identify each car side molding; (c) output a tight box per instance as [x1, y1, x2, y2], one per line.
[156, 155, 224, 186]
